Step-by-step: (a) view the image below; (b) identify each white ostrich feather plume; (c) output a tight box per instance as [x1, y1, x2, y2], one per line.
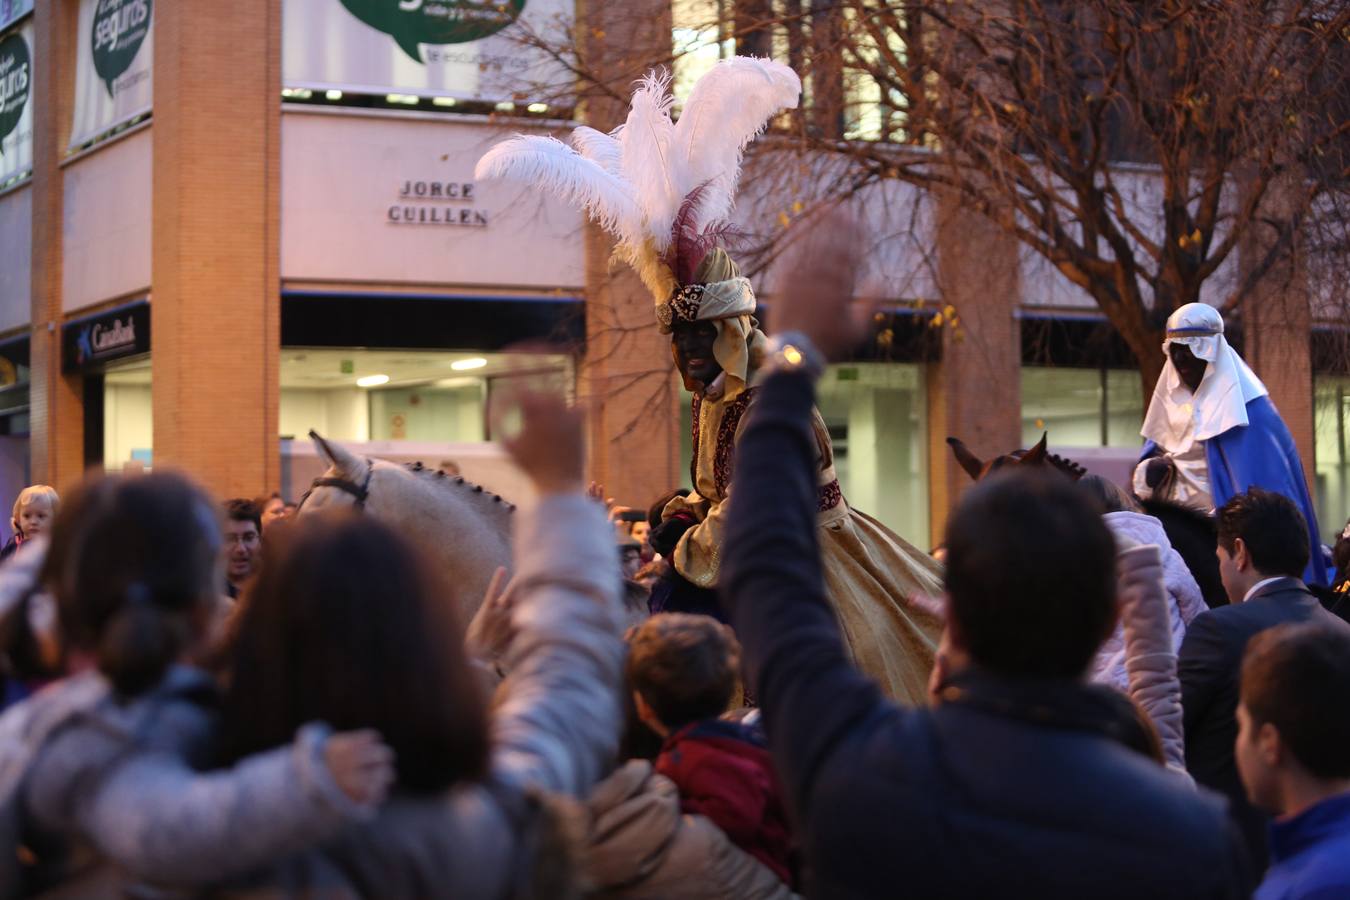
[672, 57, 801, 231]
[619, 70, 681, 253]
[570, 125, 623, 175]
[474, 135, 643, 246]
[474, 56, 801, 295]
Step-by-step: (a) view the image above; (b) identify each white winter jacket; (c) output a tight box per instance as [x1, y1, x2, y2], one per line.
[1093, 511, 1207, 691]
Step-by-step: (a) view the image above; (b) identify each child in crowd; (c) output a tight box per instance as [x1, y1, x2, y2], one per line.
[0, 485, 58, 561]
[627, 613, 795, 887]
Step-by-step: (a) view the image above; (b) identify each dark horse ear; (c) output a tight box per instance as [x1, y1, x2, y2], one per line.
[1021, 433, 1050, 466]
[946, 436, 986, 481]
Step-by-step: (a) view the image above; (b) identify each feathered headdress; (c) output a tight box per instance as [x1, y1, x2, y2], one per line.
[474, 58, 801, 332]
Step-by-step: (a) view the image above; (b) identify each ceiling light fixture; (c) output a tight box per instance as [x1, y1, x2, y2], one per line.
[450, 358, 488, 371]
[356, 374, 391, 387]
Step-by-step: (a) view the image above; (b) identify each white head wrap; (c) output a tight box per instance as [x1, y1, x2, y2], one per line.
[1139, 303, 1268, 453]
[667, 249, 767, 402]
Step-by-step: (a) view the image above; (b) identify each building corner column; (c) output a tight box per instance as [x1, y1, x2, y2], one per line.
[576, 0, 679, 507]
[29, 0, 83, 491]
[1239, 174, 1315, 490]
[151, 0, 281, 500]
[927, 192, 1023, 542]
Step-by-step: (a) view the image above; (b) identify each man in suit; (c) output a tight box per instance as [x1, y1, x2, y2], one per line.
[1180, 487, 1350, 870]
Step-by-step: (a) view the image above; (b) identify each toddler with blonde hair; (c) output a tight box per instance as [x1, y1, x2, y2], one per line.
[1, 485, 58, 561]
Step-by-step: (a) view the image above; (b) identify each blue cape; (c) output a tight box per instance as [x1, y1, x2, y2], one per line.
[1142, 395, 1328, 586]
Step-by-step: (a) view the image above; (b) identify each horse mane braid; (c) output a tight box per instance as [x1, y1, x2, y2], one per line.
[404, 461, 515, 512]
[1046, 452, 1087, 482]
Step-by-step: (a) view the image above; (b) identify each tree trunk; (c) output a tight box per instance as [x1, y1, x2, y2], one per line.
[1130, 327, 1165, 409]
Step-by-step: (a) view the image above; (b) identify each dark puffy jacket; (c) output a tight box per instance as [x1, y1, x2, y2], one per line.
[722, 369, 1252, 900]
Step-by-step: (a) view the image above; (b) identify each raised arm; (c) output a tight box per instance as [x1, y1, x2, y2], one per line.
[721, 210, 896, 816]
[1116, 543, 1190, 780]
[78, 724, 379, 884]
[488, 390, 626, 797]
[722, 366, 887, 815]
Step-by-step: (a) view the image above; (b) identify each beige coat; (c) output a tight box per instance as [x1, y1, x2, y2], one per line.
[581, 760, 798, 900]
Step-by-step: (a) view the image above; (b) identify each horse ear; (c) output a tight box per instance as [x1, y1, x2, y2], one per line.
[946, 436, 985, 481]
[1021, 433, 1049, 465]
[310, 430, 360, 475]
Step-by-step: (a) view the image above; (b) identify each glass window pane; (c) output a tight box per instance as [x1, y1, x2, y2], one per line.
[816, 363, 929, 549]
[1105, 369, 1146, 448]
[1021, 367, 1103, 447]
[104, 359, 153, 471]
[673, 0, 732, 105]
[279, 349, 571, 444]
[1021, 366, 1145, 450]
[1315, 375, 1350, 540]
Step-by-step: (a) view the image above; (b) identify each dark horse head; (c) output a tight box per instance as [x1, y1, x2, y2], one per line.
[946, 432, 1230, 609]
[946, 432, 1087, 482]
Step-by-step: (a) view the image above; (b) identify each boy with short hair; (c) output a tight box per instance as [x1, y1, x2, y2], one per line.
[1238, 623, 1350, 899]
[627, 613, 794, 886]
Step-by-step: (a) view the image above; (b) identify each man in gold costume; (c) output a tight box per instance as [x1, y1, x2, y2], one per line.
[649, 249, 943, 703]
[477, 58, 941, 702]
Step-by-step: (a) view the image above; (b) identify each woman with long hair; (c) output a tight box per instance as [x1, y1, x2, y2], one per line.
[217, 390, 626, 897]
[0, 471, 392, 896]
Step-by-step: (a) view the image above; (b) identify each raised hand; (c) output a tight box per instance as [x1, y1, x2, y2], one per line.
[323, 729, 396, 806]
[773, 207, 874, 359]
[466, 565, 517, 663]
[499, 390, 585, 496]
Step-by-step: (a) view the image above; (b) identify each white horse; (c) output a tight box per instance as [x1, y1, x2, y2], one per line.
[299, 431, 514, 625]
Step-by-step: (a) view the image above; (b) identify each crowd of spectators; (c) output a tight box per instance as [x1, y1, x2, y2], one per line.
[1, 285, 1350, 898]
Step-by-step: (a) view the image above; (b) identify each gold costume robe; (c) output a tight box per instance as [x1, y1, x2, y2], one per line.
[664, 385, 944, 705]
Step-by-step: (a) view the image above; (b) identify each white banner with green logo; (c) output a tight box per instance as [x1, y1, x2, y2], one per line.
[0, 18, 31, 183]
[283, 0, 572, 106]
[69, 0, 153, 150]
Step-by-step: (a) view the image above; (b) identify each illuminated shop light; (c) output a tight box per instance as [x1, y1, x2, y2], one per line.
[450, 358, 488, 371]
[356, 374, 391, 387]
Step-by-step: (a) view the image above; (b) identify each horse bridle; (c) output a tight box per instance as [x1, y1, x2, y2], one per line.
[296, 459, 375, 513]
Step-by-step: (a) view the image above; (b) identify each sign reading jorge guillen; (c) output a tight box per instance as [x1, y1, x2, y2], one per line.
[283, 0, 569, 105]
[69, 0, 153, 150]
[0, 21, 31, 182]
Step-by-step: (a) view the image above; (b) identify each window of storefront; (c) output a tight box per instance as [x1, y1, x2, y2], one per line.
[1315, 375, 1350, 541]
[279, 348, 573, 445]
[103, 359, 153, 471]
[819, 363, 930, 548]
[0, 336, 31, 499]
[1020, 367, 1144, 449]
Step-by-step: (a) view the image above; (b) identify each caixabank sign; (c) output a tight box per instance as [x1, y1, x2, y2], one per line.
[62, 301, 150, 372]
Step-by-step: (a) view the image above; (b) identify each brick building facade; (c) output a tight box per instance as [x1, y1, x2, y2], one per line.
[0, 0, 1344, 550]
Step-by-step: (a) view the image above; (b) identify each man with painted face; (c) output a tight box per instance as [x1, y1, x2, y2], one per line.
[478, 58, 943, 702]
[647, 248, 945, 705]
[1135, 302, 1328, 585]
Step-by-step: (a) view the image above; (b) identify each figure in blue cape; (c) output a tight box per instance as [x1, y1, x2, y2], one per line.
[1133, 302, 1328, 585]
